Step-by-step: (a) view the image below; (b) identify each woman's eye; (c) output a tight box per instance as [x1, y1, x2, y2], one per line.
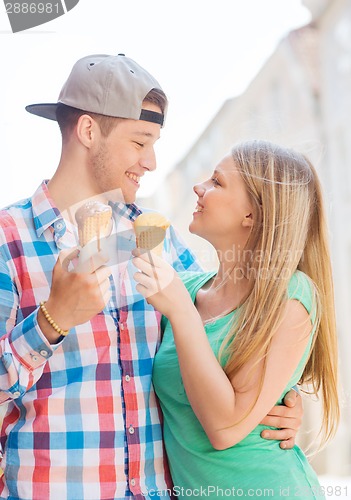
[211, 177, 220, 186]
[135, 142, 144, 148]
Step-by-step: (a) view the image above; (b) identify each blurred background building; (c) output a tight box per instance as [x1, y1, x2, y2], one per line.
[140, 0, 351, 479]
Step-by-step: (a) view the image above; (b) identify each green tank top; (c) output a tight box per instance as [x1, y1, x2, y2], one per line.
[153, 270, 324, 499]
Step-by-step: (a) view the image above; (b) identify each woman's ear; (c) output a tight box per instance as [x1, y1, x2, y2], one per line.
[242, 213, 254, 228]
[76, 114, 99, 149]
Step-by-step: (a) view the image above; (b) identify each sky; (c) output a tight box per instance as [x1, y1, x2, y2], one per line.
[0, 0, 311, 207]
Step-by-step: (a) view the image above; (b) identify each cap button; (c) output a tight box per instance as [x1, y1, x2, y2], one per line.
[118, 53, 125, 56]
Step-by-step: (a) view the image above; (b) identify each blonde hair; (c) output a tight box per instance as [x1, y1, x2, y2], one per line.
[219, 139, 339, 446]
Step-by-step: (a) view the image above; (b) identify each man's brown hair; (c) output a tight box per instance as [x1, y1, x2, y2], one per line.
[56, 88, 167, 142]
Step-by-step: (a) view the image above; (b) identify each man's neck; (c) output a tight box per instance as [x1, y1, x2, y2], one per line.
[47, 146, 106, 213]
[47, 175, 96, 213]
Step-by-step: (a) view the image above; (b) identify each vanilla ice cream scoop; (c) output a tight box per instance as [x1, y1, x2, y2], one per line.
[75, 201, 112, 251]
[134, 212, 170, 256]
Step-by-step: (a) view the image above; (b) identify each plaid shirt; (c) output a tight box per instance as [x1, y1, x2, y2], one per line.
[0, 181, 201, 500]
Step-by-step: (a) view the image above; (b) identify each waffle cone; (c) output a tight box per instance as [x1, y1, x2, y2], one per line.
[134, 212, 170, 256]
[75, 202, 112, 248]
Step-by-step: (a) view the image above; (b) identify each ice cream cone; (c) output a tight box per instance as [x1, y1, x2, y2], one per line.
[73, 201, 113, 273]
[75, 201, 112, 250]
[134, 212, 170, 256]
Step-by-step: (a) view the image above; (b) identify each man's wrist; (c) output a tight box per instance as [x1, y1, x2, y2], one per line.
[44, 299, 71, 331]
[37, 300, 71, 343]
[39, 301, 69, 336]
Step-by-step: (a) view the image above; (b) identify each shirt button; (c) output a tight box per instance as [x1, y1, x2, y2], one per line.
[125, 375, 131, 382]
[55, 221, 64, 230]
[13, 391, 20, 398]
[40, 350, 48, 357]
[130, 478, 136, 487]
[128, 426, 135, 435]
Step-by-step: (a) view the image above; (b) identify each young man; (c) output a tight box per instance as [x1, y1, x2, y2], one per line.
[0, 54, 302, 499]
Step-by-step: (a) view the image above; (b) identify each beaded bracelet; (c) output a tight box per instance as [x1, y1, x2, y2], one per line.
[39, 301, 69, 337]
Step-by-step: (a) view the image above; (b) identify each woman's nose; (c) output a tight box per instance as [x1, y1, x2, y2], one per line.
[193, 183, 205, 196]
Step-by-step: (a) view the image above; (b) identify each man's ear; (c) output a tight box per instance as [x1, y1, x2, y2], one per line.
[242, 213, 254, 228]
[76, 114, 99, 148]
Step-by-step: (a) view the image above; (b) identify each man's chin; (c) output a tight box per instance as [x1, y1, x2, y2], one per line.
[123, 193, 137, 205]
[107, 186, 135, 205]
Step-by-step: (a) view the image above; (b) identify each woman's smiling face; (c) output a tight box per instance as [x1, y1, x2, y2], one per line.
[190, 154, 254, 250]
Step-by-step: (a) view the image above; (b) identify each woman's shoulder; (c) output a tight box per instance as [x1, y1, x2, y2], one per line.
[287, 270, 316, 315]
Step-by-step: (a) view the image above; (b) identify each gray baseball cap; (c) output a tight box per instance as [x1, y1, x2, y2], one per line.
[26, 53, 166, 126]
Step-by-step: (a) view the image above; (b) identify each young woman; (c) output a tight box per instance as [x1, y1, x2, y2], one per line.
[133, 140, 339, 498]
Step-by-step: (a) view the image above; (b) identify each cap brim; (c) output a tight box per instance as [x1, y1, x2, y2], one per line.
[25, 103, 165, 126]
[25, 103, 58, 121]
